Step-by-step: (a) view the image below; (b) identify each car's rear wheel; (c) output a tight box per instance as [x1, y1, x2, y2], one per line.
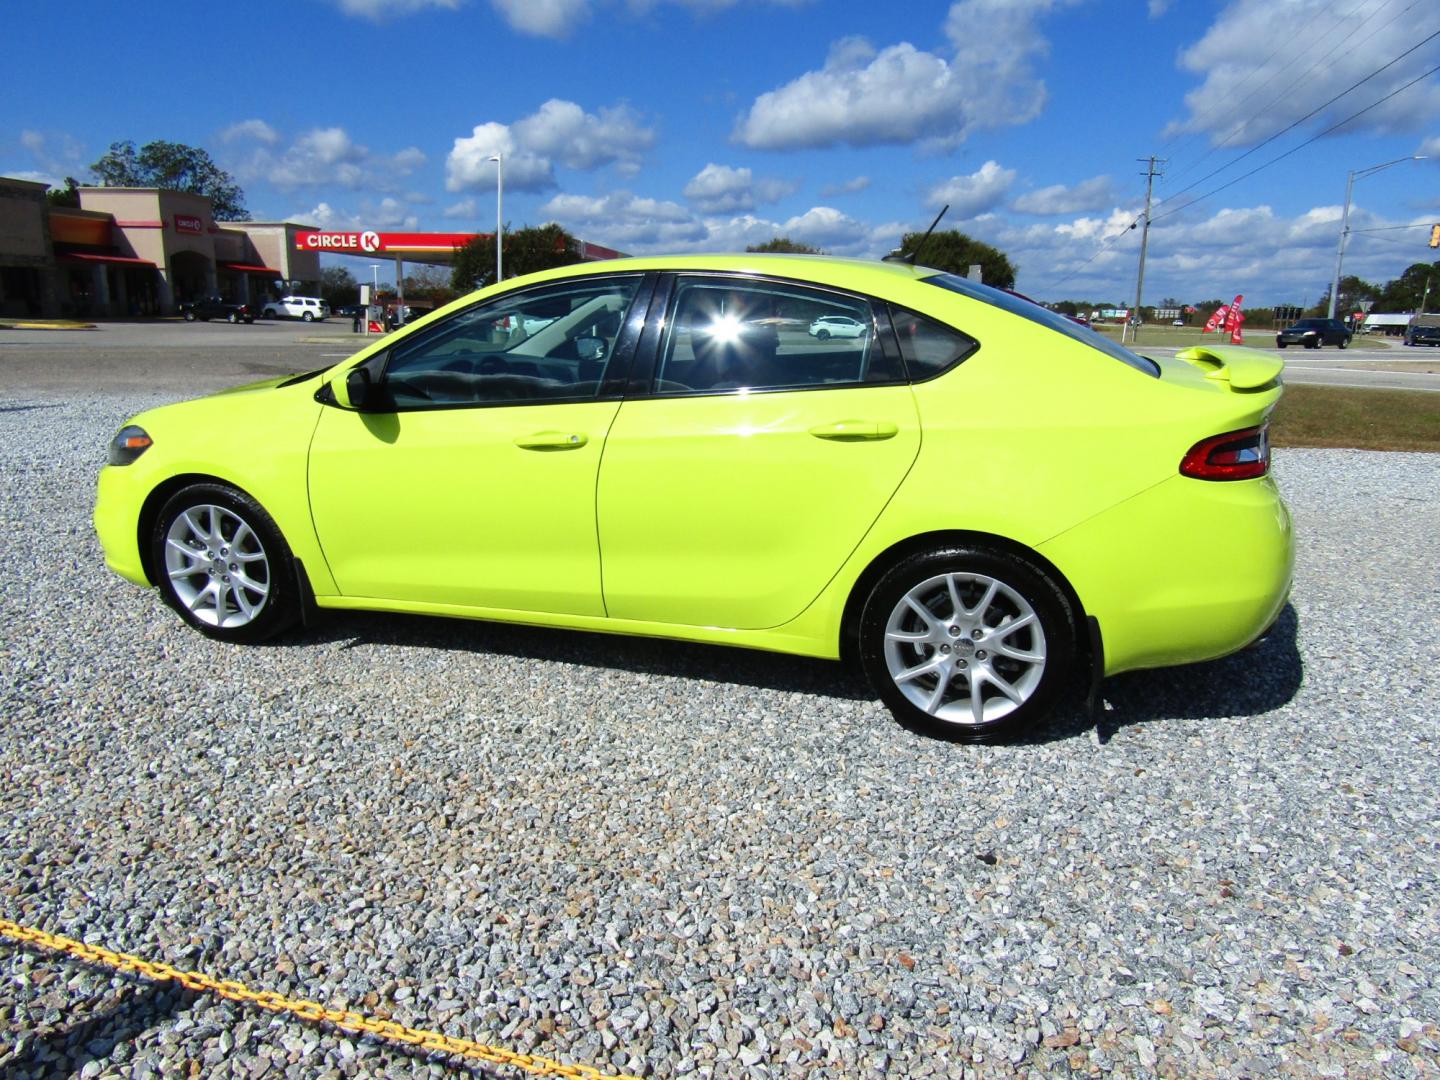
[1338, 336, 1348, 349]
[858, 545, 1076, 741]
[152, 483, 300, 643]
[302, 311, 314, 322]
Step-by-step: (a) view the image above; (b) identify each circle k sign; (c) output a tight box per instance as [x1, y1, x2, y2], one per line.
[297, 231, 388, 253]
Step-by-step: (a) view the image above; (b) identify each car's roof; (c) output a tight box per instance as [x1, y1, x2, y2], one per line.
[523, 253, 942, 288]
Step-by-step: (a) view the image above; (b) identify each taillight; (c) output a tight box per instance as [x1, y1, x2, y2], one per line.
[1180, 424, 1270, 481]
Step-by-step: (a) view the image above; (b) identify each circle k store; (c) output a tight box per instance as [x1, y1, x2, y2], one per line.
[0, 177, 320, 318]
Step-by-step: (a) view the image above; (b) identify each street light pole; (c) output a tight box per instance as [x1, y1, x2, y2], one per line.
[490, 153, 503, 285]
[367, 264, 380, 337]
[1327, 155, 1425, 319]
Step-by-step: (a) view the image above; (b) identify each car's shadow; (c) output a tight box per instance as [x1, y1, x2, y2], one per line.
[279, 603, 1304, 746]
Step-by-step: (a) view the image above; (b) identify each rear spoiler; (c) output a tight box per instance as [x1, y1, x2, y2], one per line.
[1173, 345, 1284, 390]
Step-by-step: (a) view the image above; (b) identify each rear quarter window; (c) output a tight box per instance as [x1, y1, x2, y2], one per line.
[921, 273, 1159, 377]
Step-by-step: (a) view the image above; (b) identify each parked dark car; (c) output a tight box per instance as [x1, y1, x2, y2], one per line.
[179, 296, 254, 324]
[1403, 317, 1440, 346]
[1276, 318, 1350, 349]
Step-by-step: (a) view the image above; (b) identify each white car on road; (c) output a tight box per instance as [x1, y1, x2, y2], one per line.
[263, 296, 330, 322]
[808, 315, 868, 340]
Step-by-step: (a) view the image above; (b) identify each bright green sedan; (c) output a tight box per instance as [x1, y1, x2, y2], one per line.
[95, 255, 1293, 740]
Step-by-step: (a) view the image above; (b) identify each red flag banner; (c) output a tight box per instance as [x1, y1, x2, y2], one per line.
[1203, 305, 1230, 333]
[1226, 294, 1245, 344]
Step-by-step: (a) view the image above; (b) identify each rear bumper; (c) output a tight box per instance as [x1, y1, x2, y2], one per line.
[1039, 473, 1294, 676]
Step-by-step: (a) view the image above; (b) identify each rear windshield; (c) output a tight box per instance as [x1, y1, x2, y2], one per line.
[920, 273, 1160, 377]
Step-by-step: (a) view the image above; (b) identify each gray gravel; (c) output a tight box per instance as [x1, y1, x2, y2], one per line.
[1, 391, 1438, 1079]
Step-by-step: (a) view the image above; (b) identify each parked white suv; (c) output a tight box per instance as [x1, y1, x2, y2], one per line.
[263, 296, 329, 322]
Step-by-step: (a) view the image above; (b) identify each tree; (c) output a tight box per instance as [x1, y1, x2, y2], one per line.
[319, 266, 358, 308]
[894, 229, 1016, 289]
[90, 140, 249, 220]
[451, 223, 584, 293]
[45, 177, 80, 207]
[746, 237, 822, 254]
[1375, 261, 1440, 312]
[402, 264, 456, 306]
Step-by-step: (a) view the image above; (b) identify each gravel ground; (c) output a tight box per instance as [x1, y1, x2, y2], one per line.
[1, 392, 1438, 1079]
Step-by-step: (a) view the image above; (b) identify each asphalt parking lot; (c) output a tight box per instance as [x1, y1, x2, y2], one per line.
[1, 328, 1438, 1078]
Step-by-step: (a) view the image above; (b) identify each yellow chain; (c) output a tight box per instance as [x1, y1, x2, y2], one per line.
[0, 918, 639, 1080]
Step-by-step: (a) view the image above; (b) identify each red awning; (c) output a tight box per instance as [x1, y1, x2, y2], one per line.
[59, 252, 156, 267]
[219, 262, 283, 275]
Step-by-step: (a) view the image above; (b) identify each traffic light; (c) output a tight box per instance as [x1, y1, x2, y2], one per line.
[1431, 223, 1440, 248]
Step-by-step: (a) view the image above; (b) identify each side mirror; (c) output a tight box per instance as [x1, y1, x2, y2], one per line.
[346, 366, 375, 410]
[575, 336, 605, 361]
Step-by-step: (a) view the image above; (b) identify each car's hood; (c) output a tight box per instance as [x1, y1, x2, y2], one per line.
[205, 368, 327, 398]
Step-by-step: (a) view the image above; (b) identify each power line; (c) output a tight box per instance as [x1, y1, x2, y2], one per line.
[1151, 61, 1440, 224]
[1152, 27, 1440, 214]
[1164, 0, 1415, 186]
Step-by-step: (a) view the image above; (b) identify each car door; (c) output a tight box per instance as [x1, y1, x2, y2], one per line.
[308, 273, 650, 616]
[597, 274, 921, 630]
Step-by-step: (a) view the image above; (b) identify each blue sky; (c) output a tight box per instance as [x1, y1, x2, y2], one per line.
[5, 0, 1439, 305]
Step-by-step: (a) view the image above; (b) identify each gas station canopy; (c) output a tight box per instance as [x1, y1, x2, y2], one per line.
[293, 230, 625, 266]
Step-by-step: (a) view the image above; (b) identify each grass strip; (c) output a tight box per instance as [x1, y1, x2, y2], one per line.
[1271, 385, 1439, 453]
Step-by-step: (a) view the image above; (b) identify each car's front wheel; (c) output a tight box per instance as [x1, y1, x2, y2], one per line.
[183, 311, 196, 322]
[227, 312, 238, 324]
[151, 483, 300, 643]
[1277, 341, 1287, 349]
[858, 545, 1076, 741]
[815, 329, 830, 340]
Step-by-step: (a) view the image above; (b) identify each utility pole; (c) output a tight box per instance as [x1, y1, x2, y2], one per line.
[1125, 156, 1164, 344]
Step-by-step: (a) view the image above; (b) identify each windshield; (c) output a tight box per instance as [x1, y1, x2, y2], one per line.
[920, 273, 1159, 377]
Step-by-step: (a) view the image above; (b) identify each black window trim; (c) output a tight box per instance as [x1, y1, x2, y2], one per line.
[883, 302, 982, 385]
[625, 270, 910, 401]
[319, 271, 660, 414]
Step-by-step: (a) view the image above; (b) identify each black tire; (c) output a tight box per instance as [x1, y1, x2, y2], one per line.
[228, 312, 238, 324]
[151, 483, 300, 644]
[302, 311, 314, 322]
[183, 311, 196, 322]
[1306, 338, 1319, 349]
[858, 545, 1077, 742]
[816, 328, 831, 340]
[1277, 341, 1287, 349]
[1337, 336, 1348, 349]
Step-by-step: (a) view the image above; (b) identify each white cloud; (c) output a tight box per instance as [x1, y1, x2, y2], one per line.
[1419, 134, 1440, 157]
[1147, 0, 1171, 15]
[925, 161, 1017, 218]
[1012, 174, 1115, 214]
[512, 99, 654, 171]
[220, 119, 280, 145]
[332, 0, 463, 19]
[682, 163, 796, 212]
[12, 129, 85, 183]
[230, 125, 427, 192]
[443, 197, 479, 219]
[820, 175, 871, 197]
[445, 100, 654, 193]
[1168, 0, 1440, 145]
[1, 169, 62, 187]
[490, 0, 587, 35]
[446, 123, 553, 193]
[297, 197, 419, 230]
[736, 0, 1075, 150]
[488, 0, 805, 38]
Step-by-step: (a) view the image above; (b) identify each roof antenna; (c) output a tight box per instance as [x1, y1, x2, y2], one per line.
[884, 204, 948, 266]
